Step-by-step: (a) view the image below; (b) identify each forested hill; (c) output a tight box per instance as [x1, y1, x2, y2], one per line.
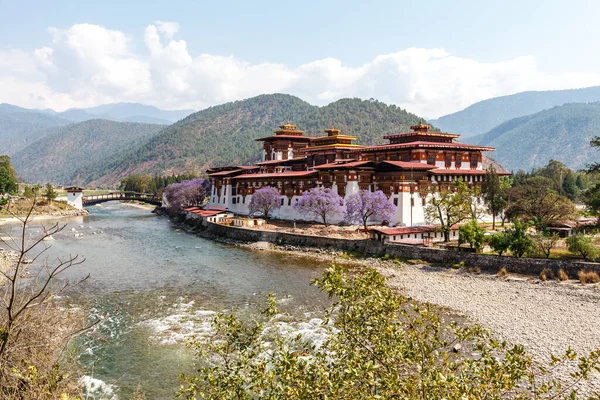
[0, 104, 72, 155]
[429, 86, 600, 137]
[471, 102, 600, 172]
[12, 120, 166, 184]
[82, 94, 428, 186]
[81, 94, 428, 185]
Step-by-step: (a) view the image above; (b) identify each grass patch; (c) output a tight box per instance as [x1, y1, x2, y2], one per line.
[578, 270, 600, 284]
[557, 269, 569, 282]
[497, 267, 508, 278]
[539, 267, 555, 281]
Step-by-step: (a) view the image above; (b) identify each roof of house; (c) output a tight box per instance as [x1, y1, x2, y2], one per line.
[234, 170, 319, 179]
[255, 135, 312, 141]
[255, 157, 307, 166]
[430, 169, 511, 175]
[314, 160, 375, 170]
[380, 160, 438, 170]
[185, 207, 229, 217]
[351, 141, 495, 153]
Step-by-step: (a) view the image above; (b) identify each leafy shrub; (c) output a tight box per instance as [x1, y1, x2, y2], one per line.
[566, 235, 600, 261]
[558, 269, 569, 281]
[578, 270, 600, 284]
[179, 266, 600, 399]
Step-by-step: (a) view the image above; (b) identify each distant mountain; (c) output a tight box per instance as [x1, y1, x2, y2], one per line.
[78, 94, 441, 187]
[0, 104, 72, 155]
[471, 102, 600, 172]
[77, 102, 194, 123]
[430, 86, 600, 137]
[11, 120, 165, 184]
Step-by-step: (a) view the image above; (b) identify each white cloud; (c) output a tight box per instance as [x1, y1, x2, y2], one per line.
[2, 22, 600, 117]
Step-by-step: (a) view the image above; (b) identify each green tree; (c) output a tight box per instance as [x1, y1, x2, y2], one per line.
[44, 183, 57, 203]
[0, 156, 17, 195]
[562, 171, 579, 200]
[566, 235, 599, 261]
[584, 182, 600, 216]
[588, 136, 600, 173]
[23, 185, 34, 199]
[422, 179, 473, 242]
[508, 221, 535, 258]
[179, 266, 600, 399]
[458, 219, 486, 250]
[481, 166, 508, 229]
[488, 231, 511, 255]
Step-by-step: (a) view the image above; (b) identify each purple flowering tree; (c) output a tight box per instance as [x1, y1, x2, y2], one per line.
[345, 190, 396, 230]
[294, 187, 344, 227]
[164, 178, 211, 212]
[248, 186, 281, 218]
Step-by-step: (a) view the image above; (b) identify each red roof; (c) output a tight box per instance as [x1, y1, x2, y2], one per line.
[255, 157, 307, 166]
[381, 160, 438, 170]
[314, 161, 375, 169]
[234, 170, 319, 179]
[238, 165, 260, 170]
[352, 141, 495, 152]
[430, 169, 511, 175]
[256, 135, 312, 141]
[192, 209, 227, 217]
[383, 132, 460, 140]
[208, 169, 243, 176]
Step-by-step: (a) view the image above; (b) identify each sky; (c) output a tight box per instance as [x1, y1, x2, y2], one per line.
[1, 0, 600, 118]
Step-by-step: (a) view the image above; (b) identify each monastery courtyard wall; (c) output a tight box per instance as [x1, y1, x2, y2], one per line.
[205, 222, 600, 277]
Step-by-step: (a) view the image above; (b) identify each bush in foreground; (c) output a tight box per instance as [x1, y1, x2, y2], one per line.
[567, 235, 600, 261]
[578, 270, 600, 284]
[179, 266, 600, 399]
[558, 269, 569, 281]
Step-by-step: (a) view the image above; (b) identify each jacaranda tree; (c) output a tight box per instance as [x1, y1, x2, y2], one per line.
[165, 178, 211, 212]
[345, 190, 395, 230]
[248, 186, 281, 218]
[294, 187, 344, 226]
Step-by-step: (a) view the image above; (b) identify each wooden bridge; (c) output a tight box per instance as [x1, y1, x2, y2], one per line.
[82, 192, 161, 207]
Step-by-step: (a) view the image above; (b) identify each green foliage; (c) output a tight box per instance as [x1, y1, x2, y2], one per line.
[508, 221, 535, 258]
[566, 235, 600, 261]
[119, 172, 199, 194]
[481, 165, 508, 228]
[22, 186, 34, 199]
[532, 231, 561, 259]
[423, 179, 473, 242]
[44, 183, 57, 202]
[584, 182, 600, 216]
[0, 156, 18, 194]
[458, 219, 486, 250]
[179, 266, 600, 399]
[488, 232, 511, 256]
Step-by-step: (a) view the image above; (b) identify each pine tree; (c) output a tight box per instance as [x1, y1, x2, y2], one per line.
[481, 166, 507, 230]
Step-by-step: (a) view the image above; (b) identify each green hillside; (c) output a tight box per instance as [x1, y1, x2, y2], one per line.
[430, 86, 600, 137]
[0, 106, 72, 155]
[12, 120, 166, 184]
[79, 94, 428, 186]
[471, 102, 600, 172]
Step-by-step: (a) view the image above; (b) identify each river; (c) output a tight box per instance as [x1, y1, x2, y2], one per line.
[3, 202, 331, 399]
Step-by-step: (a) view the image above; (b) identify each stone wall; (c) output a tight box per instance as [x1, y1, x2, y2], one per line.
[204, 222, 600, 278]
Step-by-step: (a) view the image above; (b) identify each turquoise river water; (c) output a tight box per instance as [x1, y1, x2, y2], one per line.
[2, 202, 331, 399]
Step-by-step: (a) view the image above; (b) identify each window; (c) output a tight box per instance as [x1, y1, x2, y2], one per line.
[427, 153, 436, 165]
[393, 198, 398, 206]
[280, 198, 284, 206]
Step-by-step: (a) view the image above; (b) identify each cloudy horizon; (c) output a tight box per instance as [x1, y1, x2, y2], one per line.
[3, 19, 600, 118]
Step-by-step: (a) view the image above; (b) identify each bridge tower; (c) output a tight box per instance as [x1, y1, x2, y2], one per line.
[65, 187, 83, 210]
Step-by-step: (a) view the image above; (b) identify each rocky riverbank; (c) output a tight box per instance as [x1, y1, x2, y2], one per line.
[172, 216, 600, 393]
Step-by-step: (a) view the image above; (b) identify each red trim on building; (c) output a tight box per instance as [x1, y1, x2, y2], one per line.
[381, 160, 438, 170]
[235, 170, 319, 179]
[352, 141, 495, 153]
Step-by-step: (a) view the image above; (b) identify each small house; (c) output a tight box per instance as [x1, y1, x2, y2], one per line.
[369, 225, 459, 245]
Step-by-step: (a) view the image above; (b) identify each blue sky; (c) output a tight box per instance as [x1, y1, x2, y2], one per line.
[1, 0, 599, 117]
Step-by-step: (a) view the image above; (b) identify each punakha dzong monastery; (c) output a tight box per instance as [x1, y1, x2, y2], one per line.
[207, 121, 504, 226]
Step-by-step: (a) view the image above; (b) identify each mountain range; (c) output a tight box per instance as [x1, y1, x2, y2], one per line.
[5, 87, 600, 187]
[0, 102, 195, 155]
[430, 86, 600, 137]
[471, 102, 600, 172]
